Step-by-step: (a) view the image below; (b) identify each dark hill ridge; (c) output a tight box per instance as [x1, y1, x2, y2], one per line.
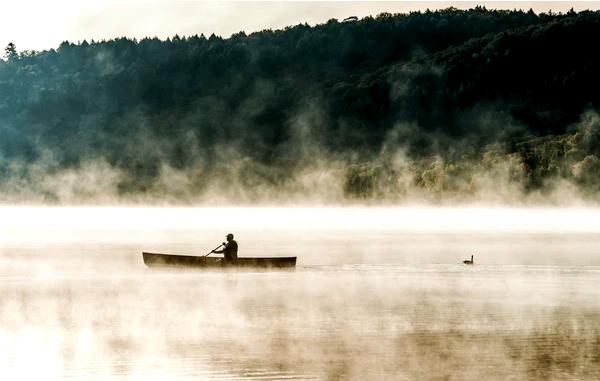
[0, 8, 599, 203]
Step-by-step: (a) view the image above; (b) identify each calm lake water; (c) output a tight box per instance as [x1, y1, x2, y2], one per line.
[1, 207, 600, 380]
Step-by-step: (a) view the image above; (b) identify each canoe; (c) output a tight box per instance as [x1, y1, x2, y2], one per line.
[142, 252, 297, 269]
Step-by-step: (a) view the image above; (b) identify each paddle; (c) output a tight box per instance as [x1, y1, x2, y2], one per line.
[203, 243, 224, 257]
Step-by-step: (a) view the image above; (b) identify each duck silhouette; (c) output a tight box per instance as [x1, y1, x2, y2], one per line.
[463, 255, 474, 265]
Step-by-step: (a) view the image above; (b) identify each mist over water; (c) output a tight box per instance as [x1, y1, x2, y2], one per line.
[1, 207, 600, 380]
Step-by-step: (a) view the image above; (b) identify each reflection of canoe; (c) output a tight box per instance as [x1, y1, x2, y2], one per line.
[142, 252, 297, 269]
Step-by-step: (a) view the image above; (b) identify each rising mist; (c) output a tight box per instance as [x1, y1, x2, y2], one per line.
[0, 7, 599, 204]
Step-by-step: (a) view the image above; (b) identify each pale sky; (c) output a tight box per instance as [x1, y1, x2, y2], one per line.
[5, 1, 600, 52]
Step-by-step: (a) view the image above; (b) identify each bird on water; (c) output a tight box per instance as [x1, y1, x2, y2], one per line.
[463, 255, 474, 265]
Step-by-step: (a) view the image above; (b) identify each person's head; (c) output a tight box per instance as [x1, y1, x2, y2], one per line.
[226, 233, 234, 242]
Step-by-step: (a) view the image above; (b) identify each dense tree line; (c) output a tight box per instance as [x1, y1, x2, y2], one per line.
[0, 7, 599, 203]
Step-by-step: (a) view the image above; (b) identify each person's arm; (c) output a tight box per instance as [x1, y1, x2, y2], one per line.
[212, 243, 227, 254]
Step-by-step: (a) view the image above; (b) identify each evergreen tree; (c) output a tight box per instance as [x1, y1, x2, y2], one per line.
[4, 42, 17, 61]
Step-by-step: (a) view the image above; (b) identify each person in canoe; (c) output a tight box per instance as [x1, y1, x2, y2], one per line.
[212, 233, 238, 261]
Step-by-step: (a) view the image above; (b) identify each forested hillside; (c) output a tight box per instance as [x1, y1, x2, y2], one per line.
[1, 7, 599, 204]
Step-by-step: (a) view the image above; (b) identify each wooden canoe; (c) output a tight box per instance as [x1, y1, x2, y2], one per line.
[142, 252, 297, 269]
